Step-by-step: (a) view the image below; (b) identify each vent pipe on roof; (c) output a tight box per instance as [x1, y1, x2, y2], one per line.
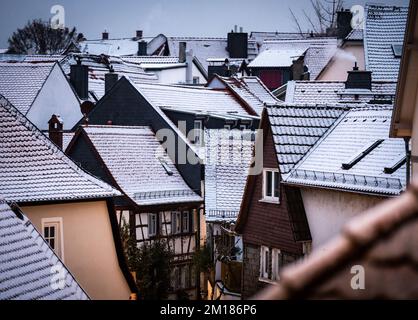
[70, 59, 89, 100]
[105, 66, 118, 93]
[179, 42, 187, 63]
[136, 30, 143, 40]
[48, 115, 63, 150]
[102, 30, 109, 40]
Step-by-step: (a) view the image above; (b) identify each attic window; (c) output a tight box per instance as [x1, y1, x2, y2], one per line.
[342, 139, 384, 170]
[158, 157, 173, 176]
[384, 155, 406, 174]
[392, 44, 402, 58]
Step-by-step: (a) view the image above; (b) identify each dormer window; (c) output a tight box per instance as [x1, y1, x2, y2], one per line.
[262, 169, 280, 203]
[392, 44, 403, 58]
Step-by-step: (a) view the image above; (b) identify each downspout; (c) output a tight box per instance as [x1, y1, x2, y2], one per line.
[196, 205, 203, 300]
[405, 137, 411, 186]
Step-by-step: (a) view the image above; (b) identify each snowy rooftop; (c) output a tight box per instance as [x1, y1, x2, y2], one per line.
[82, 125, 202, 206]
[134, 82, 255, 117]
[286, 106, 406, 195]
[203, 129, 255, 222]
[0, 62, 56, 115]
[0, 96, 120, 203]
[248, 48, 306, 68]
[285, 80, 397, 104]
[257, 38, 338, 79]
[0, 200, 89, 300]
[345, 28, 364, 41]
[364, 4, 408, 81]
[266, 103, 347, 175]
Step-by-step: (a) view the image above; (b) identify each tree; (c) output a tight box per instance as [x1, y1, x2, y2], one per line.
[290, 0, 344, 35]
[7, 19, 78, 54]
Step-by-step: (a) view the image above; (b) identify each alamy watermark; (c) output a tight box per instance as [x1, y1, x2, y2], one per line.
[350, 265, 365, 290]
[50, 5, 65, 30]
[351, 5, 365, 30]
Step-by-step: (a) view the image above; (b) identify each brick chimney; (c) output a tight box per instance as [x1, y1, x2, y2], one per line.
[337, 9, 353, 39]
[345, 62, 372, 90]
[70, 57, 89, 100]
[179, 42, 187, 63]
[227, 26, 248, 59]
[105, 67, 118, 93]
[48, 115, 63, 149]
[137, 41, 147, 55]
[102, 30, 109, 40]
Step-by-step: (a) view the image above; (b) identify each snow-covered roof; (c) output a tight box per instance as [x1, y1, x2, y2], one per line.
[82, 125, 202, 206]
[285, 80, 397, 104]
[134, 82, 255, 117]
[249, 31, 311, 45]
[257, 38, 338, 79]
[286, 106, 406, 195]
[0, 200, 89, 300]
[166, 37, 259, 71]
[345, 28, 364, 41]
[0, 96, 120, 203]
[60, 53, 158, 100]
[248, 48, 306, 68]
[0, 62, 55, 115]
[204, 129, 255, 222]
[78, 34, 167, 57]
[266, 103, 347, 175]
[211, 76, 279, 115]
[0, 54, 64, 63]
[364, 4, 408, 81]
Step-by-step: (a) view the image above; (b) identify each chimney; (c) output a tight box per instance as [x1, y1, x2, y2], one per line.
[179, 42, 187, 63]
[137, 41, 147, 55]
[345, 62, 372, 90]
[105, 67, 118, 93]
[102, 30, 109, 40]
[48, 115, 63, 150]
[291, 57, 305, 81]
[70, 58, 89, 100]
[136, 30, 143, 39]
[227, 26, 248, 59]
[186, 49, 193, 84]
[337, 9, 353, 39]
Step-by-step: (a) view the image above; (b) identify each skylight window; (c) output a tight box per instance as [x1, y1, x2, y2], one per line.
[392, 44, 403, 58]
[384, 155, 406, 174]
[342, 139, 384, 170]
[158, 157, 173, 176]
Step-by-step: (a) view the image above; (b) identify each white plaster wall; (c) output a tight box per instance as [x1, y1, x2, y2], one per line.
[318, 43, 365, 81]
[27, 64, 81, 130]
[154, 63, 206, 85]
[300, 187, 386, 252]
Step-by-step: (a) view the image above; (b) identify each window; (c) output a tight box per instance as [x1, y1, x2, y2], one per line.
[260, 246, 269, 280]
[148, 213, 158, 237]
[193, 76, 200, 84]
[42, 218, 64, 260]
[263, 169, 280, 202]
[240, 124, 247, 130]
[194, 120, 203, 146]
[224, 124, 232, 130]
[182, 211, 190, 233]
[171, 211, 182, 234]
[392, 44, 403, 58]
[272, 249, 282, 281]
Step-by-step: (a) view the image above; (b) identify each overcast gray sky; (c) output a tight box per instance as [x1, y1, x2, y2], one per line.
[0, 0, 410, 48]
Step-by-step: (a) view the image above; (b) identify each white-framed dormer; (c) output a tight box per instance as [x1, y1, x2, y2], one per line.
[259, 246, 270, 281]
[41, 217, 65, 262]
[261, 168, 280, 203]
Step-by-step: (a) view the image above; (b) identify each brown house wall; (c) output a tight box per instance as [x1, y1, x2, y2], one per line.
[241, 124, 303, 298]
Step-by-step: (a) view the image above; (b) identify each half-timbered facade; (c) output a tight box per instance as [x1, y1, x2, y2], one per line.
[66, 125, 203, 299]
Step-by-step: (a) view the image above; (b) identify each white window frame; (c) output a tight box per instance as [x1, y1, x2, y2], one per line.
[272, 248, 282, 281]
[240, 124, 247, 130]
[182, 211, 190, 233]
[259, 246, 269, 280]
[41, 217, 65, 262]
[224, 124, 232, 130]
[193, 120, 203, 146]
[262, 168, 280, 203]
[148, 213, 158, 237]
